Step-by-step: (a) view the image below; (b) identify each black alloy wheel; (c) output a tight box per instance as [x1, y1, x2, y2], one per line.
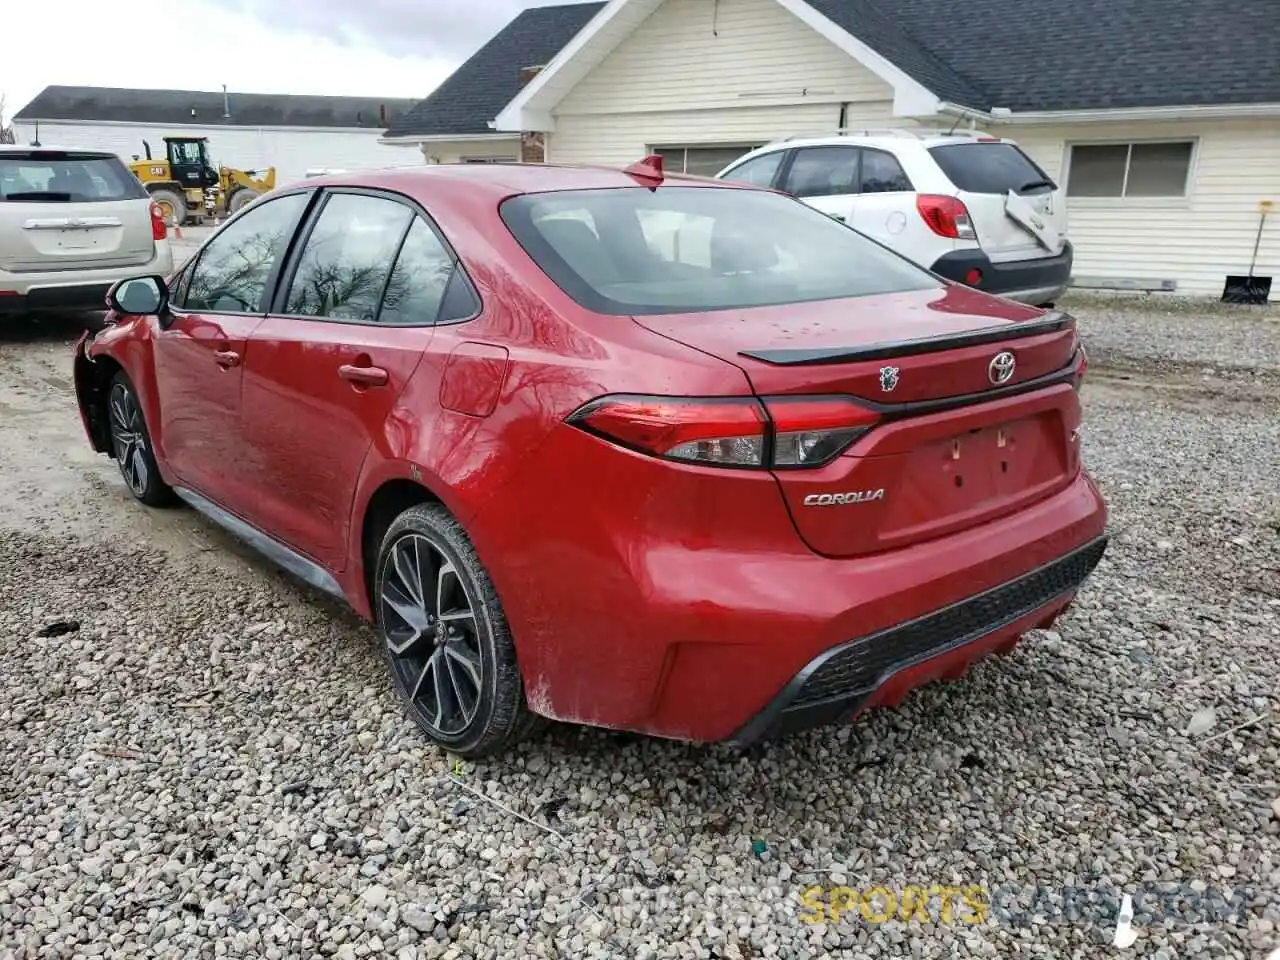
[107, 371, 172, 506]
[375, 503, 543, 756]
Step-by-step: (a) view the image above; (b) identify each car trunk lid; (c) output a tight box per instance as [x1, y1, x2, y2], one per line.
[631, 285, 1085, 557]
[927, 140, 1068, 264]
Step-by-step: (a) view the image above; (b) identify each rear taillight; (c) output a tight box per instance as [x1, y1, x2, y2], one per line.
[149, 201, 167, 240]
[916, 194, 976, 240]
[567, 394, 879, 469]
[1072, 342, 1088, 388]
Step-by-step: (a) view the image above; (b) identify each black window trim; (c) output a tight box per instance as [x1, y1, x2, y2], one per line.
[268, 185, 482, 328]
[168, 187, 319, 319]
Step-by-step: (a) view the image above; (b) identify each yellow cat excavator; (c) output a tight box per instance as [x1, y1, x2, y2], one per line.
[129, 136, 275, 225]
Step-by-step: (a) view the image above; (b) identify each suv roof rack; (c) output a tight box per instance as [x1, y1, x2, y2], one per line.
[761, 127, 1001, 147]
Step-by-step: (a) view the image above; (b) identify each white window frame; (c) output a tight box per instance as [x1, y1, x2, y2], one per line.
[1061, 137, 1199, 202]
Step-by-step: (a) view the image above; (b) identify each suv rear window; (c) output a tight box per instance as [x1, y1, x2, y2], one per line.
[0, 151, 148, 203]
[500, 186, 939, 316]
[928, 142, 1056, 196]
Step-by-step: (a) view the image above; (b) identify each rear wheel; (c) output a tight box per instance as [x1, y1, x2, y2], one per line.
[107, 371, 174, 507]
[375, 503, 543, 757]
[148, 187, 187, 227]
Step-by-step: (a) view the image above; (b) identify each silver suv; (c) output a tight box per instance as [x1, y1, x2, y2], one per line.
[1, 145, 174, 323]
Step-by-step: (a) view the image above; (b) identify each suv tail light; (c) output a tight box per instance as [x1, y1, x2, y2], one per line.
[916, 194, 976, 240]
[567, 394, 880, 469]
[149, 201, 168, 240]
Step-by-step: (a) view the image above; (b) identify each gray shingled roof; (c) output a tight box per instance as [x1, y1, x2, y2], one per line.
[14, 86, 419, 129]
[813, 0, 1280, 112]
[386, 0, 1280, 140]
[384, 2, 605, 138]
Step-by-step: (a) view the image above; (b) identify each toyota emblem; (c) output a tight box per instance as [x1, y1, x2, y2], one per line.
[988, 351, 1016, 385]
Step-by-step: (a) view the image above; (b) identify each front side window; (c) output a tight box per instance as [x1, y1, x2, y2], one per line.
[284, 193, 414, 321]
[782, 146, 861, 198]
[183, 191, 309, 313]
[500, 185, 939, 316]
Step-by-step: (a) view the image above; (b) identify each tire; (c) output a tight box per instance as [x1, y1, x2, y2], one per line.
[106, 371, 174, 507]
[148, 187, 187, 226]
[227, 189, 259, 214]
[374, 503, 544, 757]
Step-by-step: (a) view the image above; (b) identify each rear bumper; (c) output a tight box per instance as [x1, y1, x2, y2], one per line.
[0, 241, 174, 315]
[728, 534, 1106, 746]
[931, 241, 1073, 306]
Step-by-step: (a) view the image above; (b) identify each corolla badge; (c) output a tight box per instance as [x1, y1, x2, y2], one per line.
[988, 351, 1016, 385]
[879, 366, 900, 392]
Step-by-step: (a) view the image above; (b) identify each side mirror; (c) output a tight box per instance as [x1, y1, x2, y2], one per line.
[107, 275, 169, 317]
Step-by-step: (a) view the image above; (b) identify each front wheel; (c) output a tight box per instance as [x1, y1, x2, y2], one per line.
[107, 371, 174, 506]
[375, 503, 543, 757]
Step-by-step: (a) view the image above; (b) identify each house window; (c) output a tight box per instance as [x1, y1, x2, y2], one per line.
[650, 144, 762, 178]
[1066, 141, 1194, 198]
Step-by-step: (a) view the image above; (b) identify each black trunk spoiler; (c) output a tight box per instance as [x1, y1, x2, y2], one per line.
[738, 311, 1073, 366]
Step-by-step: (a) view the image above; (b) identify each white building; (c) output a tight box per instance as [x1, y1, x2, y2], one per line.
[381, 0, 1280, 297]
[13, 86, 420, 189]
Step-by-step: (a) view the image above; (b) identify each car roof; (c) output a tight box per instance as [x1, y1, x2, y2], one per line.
[301, 161, 753, 200]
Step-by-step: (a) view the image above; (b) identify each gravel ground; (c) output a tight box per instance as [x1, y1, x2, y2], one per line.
[1, 299, 1278, 960]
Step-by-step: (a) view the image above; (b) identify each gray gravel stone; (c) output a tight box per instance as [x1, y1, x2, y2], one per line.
[1, 303, 1278, 958]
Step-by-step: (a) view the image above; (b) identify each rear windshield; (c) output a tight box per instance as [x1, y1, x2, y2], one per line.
[499, 186, 940, 316]
[928, 142, 1056, 195]
[0, 152, 148, 203]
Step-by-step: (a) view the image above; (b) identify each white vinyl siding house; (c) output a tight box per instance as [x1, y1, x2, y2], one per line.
[386, 0, 1280, 298]
[1005, 119, 1280, 294]
[548, 0, 902, 167]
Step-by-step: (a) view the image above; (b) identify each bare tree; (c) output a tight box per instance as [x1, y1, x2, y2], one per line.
[0, 93, 15, 144]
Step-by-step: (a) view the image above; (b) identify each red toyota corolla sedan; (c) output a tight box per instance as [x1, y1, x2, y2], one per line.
[73, 158, 1107, 757]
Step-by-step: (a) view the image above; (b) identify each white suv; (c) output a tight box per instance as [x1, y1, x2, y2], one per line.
[715, 129, 1070, 307]
[1, 145, 175, 323]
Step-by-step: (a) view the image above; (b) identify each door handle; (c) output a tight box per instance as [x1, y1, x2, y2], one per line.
[339, 363, 389, 387]
[213, 349, 241, 368]
[828, 213, 847, 222]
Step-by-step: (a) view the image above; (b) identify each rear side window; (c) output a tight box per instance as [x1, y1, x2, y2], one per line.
[284, 193, 414, 321]
[783, 146, 861, 198]
[859, 149, 913, 193]
[379, 219, 479, 325]
[928, 142, 1056, 195]
[0, 151, 148, 202]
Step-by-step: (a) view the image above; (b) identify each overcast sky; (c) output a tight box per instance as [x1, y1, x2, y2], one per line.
[2, 0, 554, 124]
